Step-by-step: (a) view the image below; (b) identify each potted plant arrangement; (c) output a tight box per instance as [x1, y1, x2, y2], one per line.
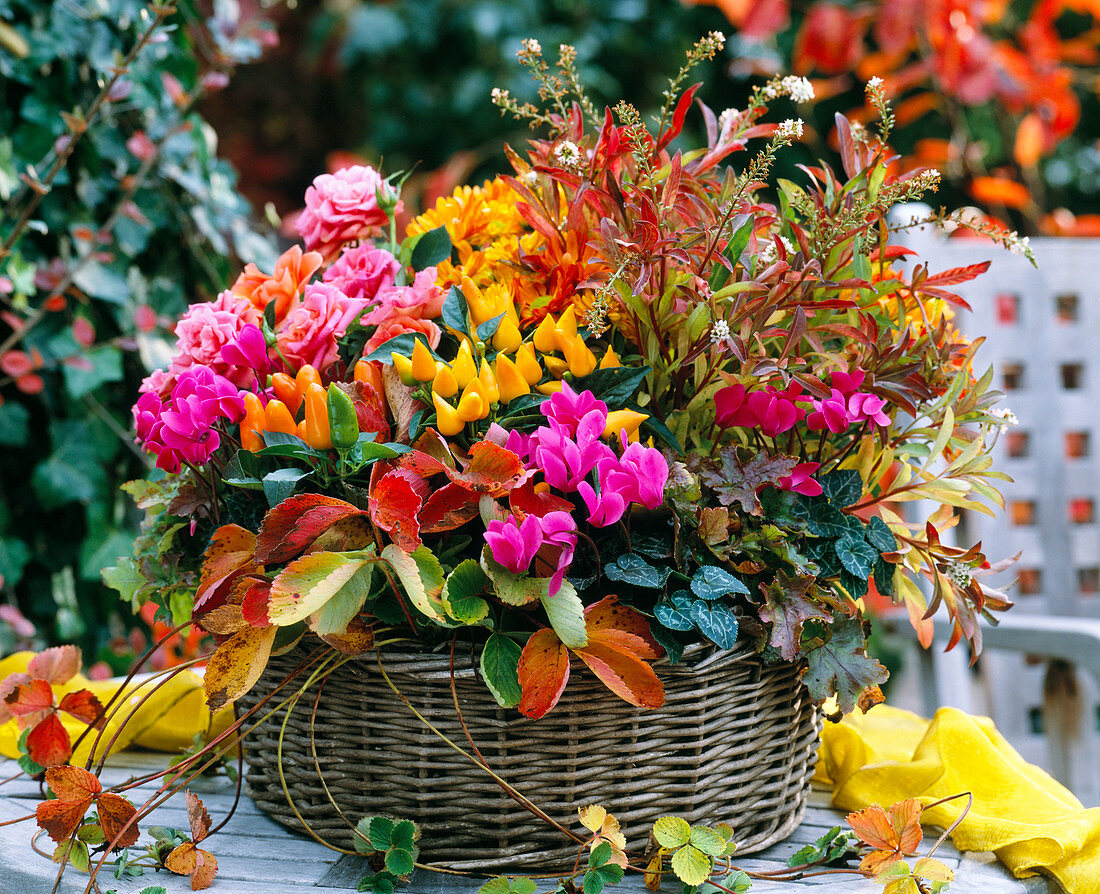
[105, 34, 1019, 873]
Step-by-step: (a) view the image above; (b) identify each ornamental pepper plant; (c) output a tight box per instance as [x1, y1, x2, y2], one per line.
[105, 34, 1018, 721]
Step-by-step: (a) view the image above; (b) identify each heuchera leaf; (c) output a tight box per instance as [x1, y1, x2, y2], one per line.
[698, 450, 799, 516]
[847, 798, 923, 875]
[517, 628, 570, 719]
[802, 614, 889, 714]
[758, 571, 830, 661]
[255, 494, 364, 564]
[27, 645, 81, 685]
[203, 625, 277, 711]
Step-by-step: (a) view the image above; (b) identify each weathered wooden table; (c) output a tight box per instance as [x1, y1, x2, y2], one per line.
[0, 753, 1054, 893]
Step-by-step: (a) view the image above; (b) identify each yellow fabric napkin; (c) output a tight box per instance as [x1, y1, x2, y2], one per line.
[0, 651, 232, 764]
[816, 704, 1100, 893]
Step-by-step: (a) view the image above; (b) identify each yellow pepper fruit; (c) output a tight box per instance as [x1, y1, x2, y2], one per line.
[516, 343, 543, 385]
[452, 340, 478, 389]
[599, 346, 621, 370]
[532, 314, 558, 353]
[542, 355, 569, 378]
[492, 316, 523, 353]
[264, 399, 298, 436]
[456, 387, 486, 423]
[556, 304, 578, 340]
[410, 339, 437, 382]
[432, 393, 464, 437]
[460, 275, 492, 327]
[240, 392, 265, 452]
[478, 360, 500, 404]
[557, 332, 597, 377]
[432, 364, 459, 399]
[304, 382, 332, 449]
[494, 354, 530, 403]
[603, 409, 648, 441]
[536, 380, 563, 395]
[390, 352, 417, 386]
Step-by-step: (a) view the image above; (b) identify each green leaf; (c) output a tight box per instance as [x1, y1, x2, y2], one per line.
[347, 438, 409, 468]
[539, 580, 586, 649]
[441, 284, 470, 336]
[390, 819, 418, 850]
[670, 844, 712, 886]
[53, 838, 90, 872]
[476, 313, 506, 340]
[589, 840, 612, 867]
[654, 592, 695, 632]
[690, 565, 749, 599]
[477, 878, 538, 894]
[804, 502, 849, 538]
[864, 516, 896, 553]
[649, 623, 684, 664]
[689, 826, 727, 857]
[62, 346, 122, 399]
[442, 559, 490, 623]
[0, 401, 29, 445]
[269, 551, 376, 627]
[480, 633, 523, 708]
[32, 434, 107, 509]
[690, 601, 739, 650]
[481, 550, 554, 607]
[223, 450, 264, 489]
[367, 816, 395, 851]
[604, 553, 670, 589]
[384, 847, 415, 877]
[256, 431, 326, 461]
[0, 537, 31, 588]
[571, 365, 650, 406]
[363, 333, 436, 363]
[802, 614, 888, 713]
[263, 468, 310, 508]
[581, 870, 605, 894]
[652, 816, 691, 848]
[409, 224, 452, 270]
[819, 469, 862, 507]
[358, 872, 397, 894]
[874, 557, 897, 597]
[834, 535, 878, 579]
[311, 562, 373, 636]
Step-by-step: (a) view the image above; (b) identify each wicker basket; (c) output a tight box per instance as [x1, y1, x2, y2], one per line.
[238, 639, 820, 870]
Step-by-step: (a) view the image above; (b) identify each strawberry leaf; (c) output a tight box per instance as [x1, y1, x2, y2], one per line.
[517, 628, 570, 719]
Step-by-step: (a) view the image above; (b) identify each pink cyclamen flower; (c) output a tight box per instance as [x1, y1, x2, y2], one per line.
[717, 383, 806, 437]
[607, 441, 669, 510]
[532, 409, 614, 493]
[277, 282, 370, 374]
[807, 389, 851, 433]
[848, 392, 891, 426]
[323, 243, 401, 305]
[543, 381, 608, 437]
[777, 462, 823, 497]
[295, 165, 397, 263]
[219, 323, 269, 377]
[484, 510, 578, 596]
[577, 480, 628, 527]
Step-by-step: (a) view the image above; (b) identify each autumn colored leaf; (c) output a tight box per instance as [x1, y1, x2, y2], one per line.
[517, 628, 570, 719]
[57, 689, 104, 727]
[858, 685, 886, 713]
[584, 595, 663, 659]
[166, 842, 218, 890]
[450, 441, 524, 495]
[579, 805, 628, 868]
[5, 678, 54, 728]
[381, 544, 446, 622]
[269, 551, 375, 627]
[239, 577, 272, 627]
[758, 571, 830, 661]
[194, 524, 258, 612]
[26, 712, 72, 768]
[255, 494, 364, 564]
[198, 602, 249, 636]
[36, 766, 101, 842]
[848, 798, 923, 874]
[802, 614, 889, 714]
[0, 672, 30, 724]
[318, 614, 376, 655]
[696, 449, 799, 516]
[574, 640, 665, 709]
[203, 625, 277, 711]
[308, 514, 376, 553]
[369, 469, 425, 551]
[186, 791, 212, 843]
[508, 480, 574, 517]
[28, 645, 81, 685]
[97, 792, 139, 849]
[418, 481, 482, 533]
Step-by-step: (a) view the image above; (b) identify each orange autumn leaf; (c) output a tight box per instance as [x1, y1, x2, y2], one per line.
[1014, 112, 1045, 169]
[450, 440, 525, 495]
[968, 176, 1031, 210]
[98, 792, 140, 849]
[573, 639, 665, 709]
[26, 713, 73, 768]
[186, 790, 212, 843]
[36, 766, 101, 842]
[584, 595, 663, 659]
[5, 678, 54, 728]
[847, 798, 924, 874]
[203, 624, 277, 711]
[255, 494, 364, 564]
[195, 524, 258, 611]
[57, 689, 105, 727]
[517, 627, 570, 719]
[166, 842, 219, 890]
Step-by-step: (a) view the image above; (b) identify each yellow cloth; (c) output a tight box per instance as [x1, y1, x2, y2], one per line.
[0, 652, 232, 764]
[816, 704, 1100, 894]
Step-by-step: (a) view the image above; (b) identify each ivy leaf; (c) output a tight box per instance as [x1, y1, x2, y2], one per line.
[690, 601, 739, 650]
[698, 449, 799, 516]
[804, 502, 850, 538]
[604, 553, 669, 588]
[802, 614, 888, 714]
[819, 469, 862, 507]
[690, 565, 749, 599]
[874, 557, 898, 597]
[480, 633, 522, 708]
[759, 571, 830, 661]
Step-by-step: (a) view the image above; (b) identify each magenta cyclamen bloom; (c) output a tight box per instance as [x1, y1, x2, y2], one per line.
[578, 441, 670, 527]
[715, 383, 806, 437]
[543, 381, 608, 437]
[484, 511, 577, 596]
[219, 323, 269, 377]
[806, 371, 891, 431]
[777, 462, 823, 497]
[532, 410, 613, 493]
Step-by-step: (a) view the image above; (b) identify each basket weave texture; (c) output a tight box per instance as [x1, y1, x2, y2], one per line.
[239, 639, 821, 870]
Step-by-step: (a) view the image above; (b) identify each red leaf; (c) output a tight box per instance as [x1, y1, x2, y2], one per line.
[194, 524, 258, 612]
[368, 469, 424, 551]
[28, 645, 82, 685]
[657, 82, 702, 152]
[418, 482, 481, 533]
[573, 640, 665, 709]
[921, 262, 991, 288]
[57, 689, 105, 728]
[583, 595, 663, 659]
[5, 678, 55, 728]
[450, 441, 524, 496]
[254, 495, 363, 564]
[517, 628, 570, 719]
[239, 578, 272, 628]
[36, 766, 101, 842]
[0, 672, 31, 723]
[969, 176, 1031, 210]
[98, 792, 139, 849]
[27, 713, 73, 767]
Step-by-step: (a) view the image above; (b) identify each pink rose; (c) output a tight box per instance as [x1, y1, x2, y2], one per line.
[361, 268, 445, 353]
[363, 316, 442, 354]
[277, 282, 369, 374]
[295, 165, 398, 263]
[169, 297, 254, 387]
[324, 244, 401, 305]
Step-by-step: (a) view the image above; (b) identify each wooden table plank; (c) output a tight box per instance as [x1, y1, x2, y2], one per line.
[0, 755, 1054, 893]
